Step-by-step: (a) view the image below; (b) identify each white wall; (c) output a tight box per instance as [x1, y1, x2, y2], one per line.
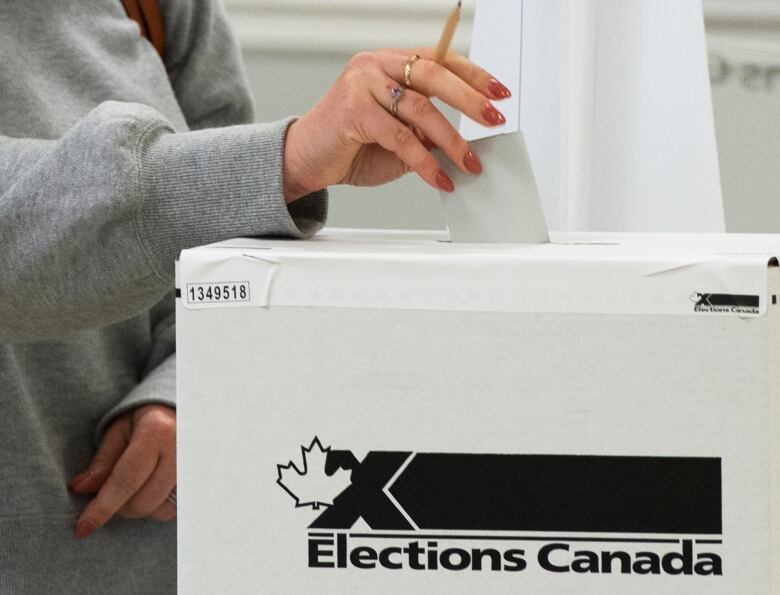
[224, 0, 780, 232]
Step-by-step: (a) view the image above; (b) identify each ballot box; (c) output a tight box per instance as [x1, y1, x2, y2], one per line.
[176, 229, 780, 594]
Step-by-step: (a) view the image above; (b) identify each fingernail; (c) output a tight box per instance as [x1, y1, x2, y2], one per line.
[463, 150, 482, 174]
[482, 103, 506, 126]
[488, 78, 512, 99]
[436, 170, 455, 193]
[74, 520, 95, 539]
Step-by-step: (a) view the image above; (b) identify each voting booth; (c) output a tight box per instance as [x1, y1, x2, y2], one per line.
[177, 230, 780, 594]
[467, 0, 724, 233]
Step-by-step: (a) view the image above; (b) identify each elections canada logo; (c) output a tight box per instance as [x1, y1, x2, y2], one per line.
[277, 438, 352, 510]
[689, 291, 760, 315]
[276, 438, 723, 577]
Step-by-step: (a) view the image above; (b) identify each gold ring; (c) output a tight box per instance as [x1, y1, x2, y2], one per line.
[404, 54, 422, 89]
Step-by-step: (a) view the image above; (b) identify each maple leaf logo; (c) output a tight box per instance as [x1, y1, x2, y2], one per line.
[276, 437, 352, 510]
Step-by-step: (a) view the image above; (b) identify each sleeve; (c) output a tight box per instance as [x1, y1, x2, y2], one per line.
[154, 0, 330, 258]
[89, 0, 329, 430]
[0, 101, 326, 344]
[95, 293, 177, 443]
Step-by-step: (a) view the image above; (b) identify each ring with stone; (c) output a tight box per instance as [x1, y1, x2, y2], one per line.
[404, 54, 422, 89]
[390, 86, 405, 117]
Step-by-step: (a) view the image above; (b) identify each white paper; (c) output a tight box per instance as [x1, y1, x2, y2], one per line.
[437, 131, 549, 244]
[459, 0, 522, 141]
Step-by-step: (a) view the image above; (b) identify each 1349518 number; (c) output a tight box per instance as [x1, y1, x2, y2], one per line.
[186, 282, 250, 304]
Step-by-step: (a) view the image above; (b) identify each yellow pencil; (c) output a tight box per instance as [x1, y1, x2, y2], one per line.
[434, 0, 462, 64]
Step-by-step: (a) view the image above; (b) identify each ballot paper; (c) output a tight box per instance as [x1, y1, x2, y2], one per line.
[443, 1, 548, 244]
[437, 131, 549, 243]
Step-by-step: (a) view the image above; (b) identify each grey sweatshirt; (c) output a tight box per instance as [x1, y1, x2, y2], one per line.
[0, 1, 326, 593]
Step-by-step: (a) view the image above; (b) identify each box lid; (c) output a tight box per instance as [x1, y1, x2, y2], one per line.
[177, 229, 780, 317]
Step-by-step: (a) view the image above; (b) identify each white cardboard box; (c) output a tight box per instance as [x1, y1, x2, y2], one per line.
[177, 230, 780, 594]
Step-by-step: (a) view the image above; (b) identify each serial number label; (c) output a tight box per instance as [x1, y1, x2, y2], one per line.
[186, 282, 250, 304]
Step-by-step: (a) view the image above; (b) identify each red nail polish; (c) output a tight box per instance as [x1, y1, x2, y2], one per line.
[488, 78, 512, 99]
[463, 151, 482, 174]
[482, 103, 506, 126]
[74, 520, 95, 539]
[436, 170, 455, 193]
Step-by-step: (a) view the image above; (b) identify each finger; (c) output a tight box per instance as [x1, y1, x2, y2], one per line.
[365, 102, 455, 192]
[408, 48, 513, 100]
[119, 453, 176, 519]
[75, 435, 159, 538]
[382, 83, 482, 175]
[409, 126, 438, 151]
[381, 54, 506, 129]
[419, 134, 438, 152]
[150, 500, 177, 523]
[69, 416, 132, 494]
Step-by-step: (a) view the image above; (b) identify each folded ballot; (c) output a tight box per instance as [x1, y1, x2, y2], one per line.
[178, 229, 780, 594]
[437, 132, 549, 244]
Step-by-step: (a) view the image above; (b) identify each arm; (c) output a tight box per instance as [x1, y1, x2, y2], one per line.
[85, 0, 324, 428]
[159, 0, 331, 216]
[67, 5, 513, 535]
[67, 3, 331, 534]
[88, 0, 327, 427]
[0, 101, 325, 343]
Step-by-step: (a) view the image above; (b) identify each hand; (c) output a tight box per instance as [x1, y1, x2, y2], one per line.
[69, 404, 177, 539]
[282, 48, 511, 202]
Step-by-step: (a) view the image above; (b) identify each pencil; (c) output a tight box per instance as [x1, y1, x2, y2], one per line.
[434, 0, 461, 64]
